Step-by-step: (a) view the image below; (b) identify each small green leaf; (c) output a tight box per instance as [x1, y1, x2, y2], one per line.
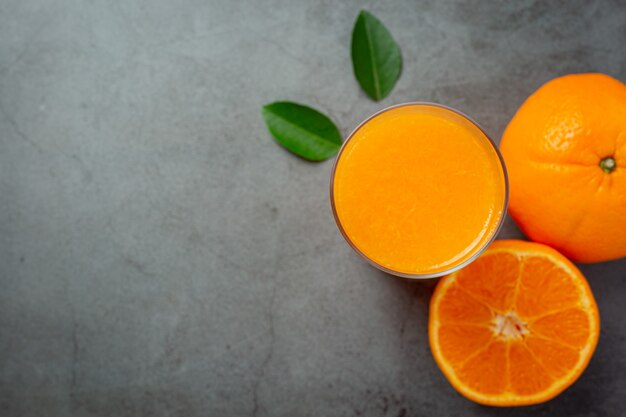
[262, 102, 342, 161]
[351, 10, 402, 101]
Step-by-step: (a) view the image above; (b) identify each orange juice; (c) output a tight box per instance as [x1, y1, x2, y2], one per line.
[331, 103, 508, 278]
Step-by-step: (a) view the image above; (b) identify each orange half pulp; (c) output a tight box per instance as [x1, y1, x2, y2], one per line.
[429, 240, 600, 406]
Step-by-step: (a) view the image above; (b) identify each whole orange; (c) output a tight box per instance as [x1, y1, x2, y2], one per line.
[501, 73, 626, 263]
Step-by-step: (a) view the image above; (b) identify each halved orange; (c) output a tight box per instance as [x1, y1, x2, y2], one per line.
[429, 240, 600, 406]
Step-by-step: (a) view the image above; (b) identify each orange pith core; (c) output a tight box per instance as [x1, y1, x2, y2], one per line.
[491, 312, 528, 340]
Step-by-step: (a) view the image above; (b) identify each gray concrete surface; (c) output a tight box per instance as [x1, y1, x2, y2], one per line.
[1, 0, 625, 416]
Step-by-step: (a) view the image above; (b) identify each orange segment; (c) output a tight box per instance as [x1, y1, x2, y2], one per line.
[530, 308, 592, 348]
[437, 285, 493, 324]
[438, 325, 493, 364]
[515, 256, 581, 318]
[457, 341, 508, 395]
[508, 343, 553, 396]
[455, 251, 520, 312]
[525, 336, 579, 379]
[429, 240, 600, 406]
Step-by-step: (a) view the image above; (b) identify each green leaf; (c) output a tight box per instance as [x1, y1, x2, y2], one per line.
[262, 102, 342, 161]
[351, 10, 402, 101]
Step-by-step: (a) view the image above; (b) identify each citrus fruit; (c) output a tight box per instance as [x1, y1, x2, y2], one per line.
[500, 73, 626, 263]
[429, 240, 600, 406]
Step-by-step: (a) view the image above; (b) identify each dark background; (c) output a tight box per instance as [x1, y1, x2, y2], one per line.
[1, 0, 625, 416]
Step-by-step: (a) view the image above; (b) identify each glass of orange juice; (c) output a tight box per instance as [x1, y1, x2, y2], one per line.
[330, 103, 508, 279]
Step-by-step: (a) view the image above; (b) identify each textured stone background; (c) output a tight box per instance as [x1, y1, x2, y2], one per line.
[1, 0, 625, 416]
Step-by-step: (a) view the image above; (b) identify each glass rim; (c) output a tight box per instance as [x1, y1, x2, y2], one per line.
[329, 102, 510, 280]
